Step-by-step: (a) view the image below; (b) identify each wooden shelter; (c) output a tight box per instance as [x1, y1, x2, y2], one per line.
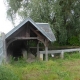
[5, 18, 56, 61]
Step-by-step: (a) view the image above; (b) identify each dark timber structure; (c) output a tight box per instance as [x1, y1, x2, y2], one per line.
[5, 18, 56, 61]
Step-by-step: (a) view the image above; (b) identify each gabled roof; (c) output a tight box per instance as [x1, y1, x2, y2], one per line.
[36, 23, 56, 42]
[6, 17, 56, 42]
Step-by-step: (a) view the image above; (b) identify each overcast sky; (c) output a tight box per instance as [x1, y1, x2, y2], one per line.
[0, 1, 13, 34]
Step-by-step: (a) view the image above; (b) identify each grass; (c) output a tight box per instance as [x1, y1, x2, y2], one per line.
[2, 52, 80, 80]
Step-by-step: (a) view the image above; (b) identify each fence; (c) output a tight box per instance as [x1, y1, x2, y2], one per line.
[39, 48, 80, 60]
[0, 32, 6, 64]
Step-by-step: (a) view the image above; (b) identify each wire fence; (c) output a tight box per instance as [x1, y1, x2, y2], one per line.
[0, 35, 3, 64]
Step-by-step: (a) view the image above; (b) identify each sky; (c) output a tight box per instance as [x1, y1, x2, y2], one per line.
[0, 0, 13, 34]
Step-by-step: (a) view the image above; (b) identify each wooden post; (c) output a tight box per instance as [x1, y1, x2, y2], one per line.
[22, 49, 27, 60]
[45, 46, 48, 61]
[44, 39, 49, 61]
[60, 51, 64, 59]
[40, 54, 43, 60]
[79, 50, 80, 53]
[37, 41, 40, 59]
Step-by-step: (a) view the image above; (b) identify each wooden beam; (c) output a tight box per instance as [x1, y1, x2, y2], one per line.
[15, 37, 39, 40]
[7, 37, 39, 48]
[30, 28, 46, 45]
[7, 38, 17, 49]
[30, 27, 45, 39]
[36, 30, 39, 31]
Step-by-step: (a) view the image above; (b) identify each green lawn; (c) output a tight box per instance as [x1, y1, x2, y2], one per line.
[2, 52, 80, 80]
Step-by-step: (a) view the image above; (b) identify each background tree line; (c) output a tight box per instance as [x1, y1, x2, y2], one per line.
[6, 0, 80, 46]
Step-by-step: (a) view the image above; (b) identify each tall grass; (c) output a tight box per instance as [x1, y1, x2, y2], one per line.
[64, 51, 80, 59]
[1, 52, 80, 80]
[0, 65, 20, 80]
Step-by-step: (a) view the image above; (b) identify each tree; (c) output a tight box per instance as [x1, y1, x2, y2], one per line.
[6, 0, 80, 45]
[51, 0, 80, 45]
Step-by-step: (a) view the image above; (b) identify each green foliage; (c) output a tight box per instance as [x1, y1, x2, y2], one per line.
[51, 41, 60, 46]
[10, 58, 27, 67]
[6, 0, 80, 46]
[29, 40, 37, 47]
[68, 36, 80, 46]
[64, 52, 80, 59]
[0, 66, 19, 80]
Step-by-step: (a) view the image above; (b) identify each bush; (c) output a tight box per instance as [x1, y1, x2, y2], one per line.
[68, 36, 80, 46]
[0, 66, 20, 80]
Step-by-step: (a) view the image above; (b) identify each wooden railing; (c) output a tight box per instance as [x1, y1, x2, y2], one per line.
[40, 48, 80, 59]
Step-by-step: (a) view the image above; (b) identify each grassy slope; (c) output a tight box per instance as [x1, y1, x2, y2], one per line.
[4, 52, 80, 80]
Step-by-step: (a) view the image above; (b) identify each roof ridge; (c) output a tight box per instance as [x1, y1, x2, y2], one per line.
[36, 23, 48, 24]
